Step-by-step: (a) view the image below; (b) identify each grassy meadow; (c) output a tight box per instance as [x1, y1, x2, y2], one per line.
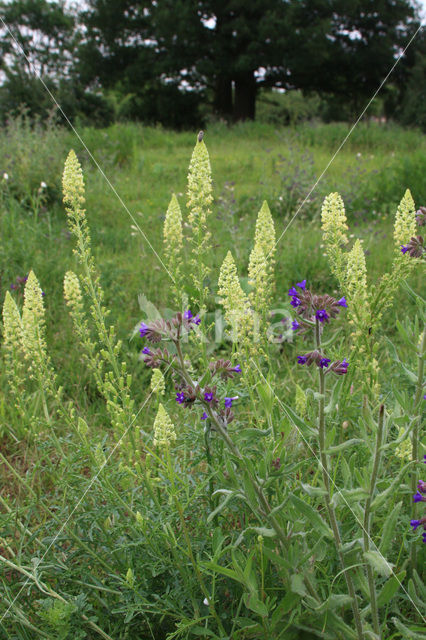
[0, 116, 425, 639]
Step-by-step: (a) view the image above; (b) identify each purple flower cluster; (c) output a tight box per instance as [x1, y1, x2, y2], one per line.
[184, 309, 201, 325]
[410, 477, 426, 543]
[288, 280, 306, 309]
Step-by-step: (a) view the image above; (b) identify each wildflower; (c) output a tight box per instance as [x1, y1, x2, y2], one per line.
[413, 491, 425, 503]
[153, 404, 176, 447]
[248, 243, 269, 315]
[64, 271, 83, 310]
[201, 412, 208, 420]
[218, 251, 252, 343]
[319, 358, 331, 369]
[164, 194, 183, 251]
[297, 279, 307, 290]
[22, 271, 47, 362]
[288, 287, 298, 297]
[62, 150, 86, 221]
[321, 192, 348, 282]
[225, 396, 237, 408]
[3, 172, 8, 180]
[291, 297, 301, 308]
[393, 189, 416, 248]
[410, 519, 421, 531]
[204, 392, 213, 402]
[254, 200, 276, 260]
[291, 320, 300, 331]
[424, 455, 426, 463]
[232, 364, 242, 373]
[150, 368, 165, 395]
[139, 322, 149, 337]
[176, 392, 185, 404]
[297, 355, 308, 365]
[193, 314, 201, 325]
[337, 297, 348, 307]
[401, 245, 409, 254]
[184, 309, 193, 321]
[315, 309, 329, 323]
[418, 480, 426, 493]
[423, 532, 426, 543]
[187, 136, 213, 228]
[40, 181, 47, 189]
[416, 206, 426, 226]
[142, 347, 151, 355]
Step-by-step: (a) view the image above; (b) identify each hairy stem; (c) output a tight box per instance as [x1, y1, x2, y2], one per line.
[410, 325, 425, 573]
[315, 320, 364, 640]
[363, 404, 385, 637]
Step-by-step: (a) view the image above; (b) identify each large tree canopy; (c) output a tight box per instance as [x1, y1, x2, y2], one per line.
[0, 0, 423, 125]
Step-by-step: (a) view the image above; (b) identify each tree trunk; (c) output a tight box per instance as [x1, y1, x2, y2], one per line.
[213, 75, 233, 119]
[233, 71, 256, 121]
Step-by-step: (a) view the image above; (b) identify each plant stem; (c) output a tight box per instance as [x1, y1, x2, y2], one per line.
[315, 320, 364, 640]
[363, 404, 385, 638]
[410, 325, 425, 573]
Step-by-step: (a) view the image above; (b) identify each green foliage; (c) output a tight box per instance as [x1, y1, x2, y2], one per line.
[0, 122, 425, 640]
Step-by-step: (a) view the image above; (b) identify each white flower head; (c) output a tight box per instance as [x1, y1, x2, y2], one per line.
[40, 181, 47, 189]
[3, 172, 9, 181]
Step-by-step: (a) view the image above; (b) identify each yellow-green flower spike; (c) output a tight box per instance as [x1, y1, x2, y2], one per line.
[254, 201, 276, 258]
[187, 138, 213, 228]
[153, 403, 176, 447]
[345, 239, 368, 305]
[151, 368, 165, 396]
[218, 251, 252, 342]
[248, 243, 269, 316]
[321, 192, 348, 283]
[21, 270, 47, 362]
[62, 149, 85, 221]
[2, 291, 23, 353]
[395, 427, 412, 461]
[164, 194, 183, 255]
[393, 188, 416, 247]
[63, 270, 83, 312]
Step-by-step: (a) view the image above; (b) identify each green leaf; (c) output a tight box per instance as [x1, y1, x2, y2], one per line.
[301, 483, 327, 498]
[289, 494, 333, 539]
[391, 617, 426, 639]
[377, 571, 406, 607]
[379, 501, 402, 555]
[325, 438, 365, 454]
[280, 402, 317, 438]
[290, 574, 307, 597]
[243, 592, 268, 617]
[363, 550, 393, 578]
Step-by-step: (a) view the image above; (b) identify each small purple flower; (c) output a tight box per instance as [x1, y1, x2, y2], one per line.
[297, 355, 308, 365]
[291, 320, 300, 331]
[176, 392, 185, 404]
[401, 245, 409, 254]
[341, 358, 349, 370]
[337, 297, 348, 308]
[291, 296, 301, 308]
[413, 491, 425, 503]
[204, 392, 214, 402]
[184, 309, 193, 321]
[423, 532, 426, 543]
[315, 309, 329, 323]
[424, 454, 426, 463]
[139, 322, 149, 337]
[193, 314, 201, 325]
[201, 412, 208, 420]
[417, 480, 426, 493]
[142, 347, 151, 355]
[232, 365, 242, 373]
[296, 279, 306, 291]
[225, 396, 237, 408]
[319, 358, 331, 369]
[41, 291, 45, 297]
[410, 519, 421, 531]
[423, 394, 426, 400]
[10, 284, 17, 290]
[288, 286, 298, 297]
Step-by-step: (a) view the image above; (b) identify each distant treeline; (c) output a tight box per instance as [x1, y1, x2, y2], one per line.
[0, 0, 425, 129]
